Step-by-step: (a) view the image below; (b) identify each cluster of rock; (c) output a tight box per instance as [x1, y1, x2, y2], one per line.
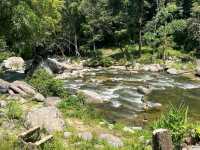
[0, 79, 45, 102]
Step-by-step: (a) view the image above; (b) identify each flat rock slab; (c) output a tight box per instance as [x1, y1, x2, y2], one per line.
[99, 133, 123, 148]
[25, 107, 65, 133]
[44, 97, 61, 107]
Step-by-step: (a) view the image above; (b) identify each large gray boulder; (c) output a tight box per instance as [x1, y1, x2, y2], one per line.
[46, 58, 65, 74]
[2, 57, 25, 72]
[99, 133, 123, 148]
[25, 107, 65, 132]
[0, 79, 10, 93]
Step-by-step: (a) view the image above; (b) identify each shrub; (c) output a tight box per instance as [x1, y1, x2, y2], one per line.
[7, 101, 23, 120]
[152, 104, 188, 148]
[84, 57, 113, 67]
[137, 53, 154, 64]
[27, 69, 68, 98]
[0, 51, 14, 63]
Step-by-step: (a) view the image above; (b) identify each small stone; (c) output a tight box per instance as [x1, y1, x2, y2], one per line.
[0, 101, 7, 108]
[63, 132, 72, 139]
[99, 133, 123, 148]
[78, 132, 93, 141]
[33, 93, 45, 102]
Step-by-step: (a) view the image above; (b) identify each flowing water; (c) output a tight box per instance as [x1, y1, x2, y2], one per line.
[64, 68, 200, 125]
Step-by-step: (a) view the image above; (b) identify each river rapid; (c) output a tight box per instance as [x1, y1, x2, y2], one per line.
[64, 68, 200, 126]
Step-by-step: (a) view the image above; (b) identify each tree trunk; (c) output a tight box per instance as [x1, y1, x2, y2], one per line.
[138, 0, 144, 56]
[74, 32, 80, 56]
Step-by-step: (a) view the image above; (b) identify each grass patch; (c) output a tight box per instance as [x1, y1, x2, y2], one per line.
[152, 104, 188, 148]
[58, 94, 102, 122]
[6, 101, 23, 120]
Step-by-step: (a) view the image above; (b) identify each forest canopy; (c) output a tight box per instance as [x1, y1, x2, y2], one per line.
[0, 0, 199, 59]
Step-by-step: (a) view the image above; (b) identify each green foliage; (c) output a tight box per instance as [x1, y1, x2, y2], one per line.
[0, 51, 14, 63]
[152, 104, 188, 147]
[27, 69, 68, 97]
[58, 94, 101, 121]
[85, 57, 113, 67]
[6, 101, 23, 120]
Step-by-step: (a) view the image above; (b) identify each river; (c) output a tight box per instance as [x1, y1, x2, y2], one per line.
[64, 68, 200, 126]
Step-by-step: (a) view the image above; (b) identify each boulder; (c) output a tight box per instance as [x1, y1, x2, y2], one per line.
[46, 58, 65, 74]
[2, 57, 25, 72]
[25, 107, 65, 133]
[12, 81, 36, 95]
[137, 86, 152, 95]
[167, 68, 178, 75]
[0, 79, 10, 93]
[44, 97, 61, 107]
[99, 133, 123, 148]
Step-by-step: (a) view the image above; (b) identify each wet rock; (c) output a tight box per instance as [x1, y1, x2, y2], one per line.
[46, 58, 65, 74]
[142, 64, 163, 72]
[99, 133, 123, 148]
[2, 57, 25, 72]
[0, 79, 10, 93]
[144, 102, 162, 111]
[55, 70, 84, 79]
[167, 68, 178, 75]
[78, 132, 93, 141]
[25, 107, 65, 133]
[32, 93, 45, 102]
[44, 97, 61, 107]
[137, 86, 152, 95]
[63, 132, 72, 139]
[78, 90, 109, 104]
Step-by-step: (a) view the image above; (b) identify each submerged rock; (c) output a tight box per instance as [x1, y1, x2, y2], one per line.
[25, 107, 65, 132]
[99, 133, 123, 148]
[167, 68, 178, 75]
[137, 86, 152, 95]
